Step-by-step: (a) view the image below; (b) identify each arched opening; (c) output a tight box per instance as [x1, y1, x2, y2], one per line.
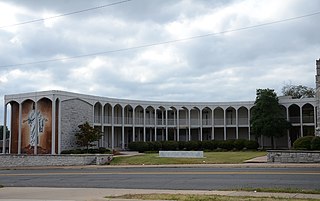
[94, 102, 102, 123]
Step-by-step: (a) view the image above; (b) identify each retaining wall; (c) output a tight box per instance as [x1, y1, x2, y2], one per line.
[0, 154, 113, 167]
[267, 150, 320, 163]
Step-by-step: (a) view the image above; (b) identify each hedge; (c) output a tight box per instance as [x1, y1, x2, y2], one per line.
[61, 147, 111, 154]
[128, 139, 259, 152]
[293, 136, 320, 150]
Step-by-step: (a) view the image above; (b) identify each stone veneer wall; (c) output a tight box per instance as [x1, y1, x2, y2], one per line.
[0, 154, 113, 167]
[60, 98, 93, 152]
[267, 150, 320, 163]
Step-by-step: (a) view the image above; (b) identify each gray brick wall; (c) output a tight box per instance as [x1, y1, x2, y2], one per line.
[267, 150, 320, 163]
[61, 98, 93, 151]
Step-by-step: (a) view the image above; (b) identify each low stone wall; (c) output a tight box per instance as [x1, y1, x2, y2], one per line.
[159, 151, 204, 158]
[267, 150, 320, 163]
[0, 154, 113, 168]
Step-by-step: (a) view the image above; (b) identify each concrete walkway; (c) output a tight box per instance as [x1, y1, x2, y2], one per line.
[1, 187, 320, 201]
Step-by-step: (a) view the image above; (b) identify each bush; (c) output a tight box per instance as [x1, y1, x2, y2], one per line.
[185, 141, 200, 150]
[60, 148, 111, 154]
[218, 140, 234, 150]
[311, 136, 320, 150]
[245, 140, 259, 150]
[161, 141, 179, 150]
[128, 141, 149, 153]
[178, 141, 187, 150]
[293, 136, 314, 150]
[234, 139, 246, 150]
[148, 141, 162, 151]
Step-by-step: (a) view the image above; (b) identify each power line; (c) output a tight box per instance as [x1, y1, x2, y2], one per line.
[1, 10, 319, 68]
[0, 0, 132, 29]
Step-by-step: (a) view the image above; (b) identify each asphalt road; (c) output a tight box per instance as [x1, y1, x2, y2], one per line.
[0, 167, 319, 190]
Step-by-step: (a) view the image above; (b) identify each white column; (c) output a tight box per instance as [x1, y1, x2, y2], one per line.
[2, 104, 7, 154]
[154, 109, 157, 141]
[188, 109, 191, 141]
[34, 101, 38, 155]
[143, 108, 146, 142]
[300, 106, 303, 137]
[224, 109, 227, 140]
[111, 105, 114, 149]
[177, 109, 179, 141]
[132, 109, 135, 142]
[236, 109, 239, 139]
[286, 107, 291, 148]
[18, 103, 22, 154]
[58, 100, 61, 154]
[51, 98, 56, 154]
[165, 110, 168, 141]
[200, 109, 202, 141]
[101, 105, 104, 147]
[248, 109, 251, 140]
[211, 108, 215, 140]
[122, 107, 125, 149]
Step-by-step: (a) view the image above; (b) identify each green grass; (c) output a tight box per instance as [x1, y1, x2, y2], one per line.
[106, 194, 319, 201]
[111, 151, 266, 165]
[232, 188, 320, 195]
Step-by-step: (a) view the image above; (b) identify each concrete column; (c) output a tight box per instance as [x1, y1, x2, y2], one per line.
[248, 108, 251, 140]
[51, 97, 56, 154]
[2, 104, 7, 154]
[165, 110, 168, 141]
[300, 106, 303, 137]
[154, 109, 157, 141]
[177, 109, 179, 141]
[143, 108, 146, 142]
[122, 107, 125, 149]
[58, 99, 61, 154]
[200, 109, 202, 141]
[224, 109, 227, 140]
[132, 109, 135, 142]
[18, 103, 22, 154]
[236, 108, 239, 139]
[212, 108, 215, 140]
[101, 104, 104, 147]
[111, 105, 114, 149]
[34, 101, 38, 155]
[188, 109, 191, 141]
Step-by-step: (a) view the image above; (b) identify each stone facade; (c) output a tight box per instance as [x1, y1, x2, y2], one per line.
[60, 98, 93, 151]
[0, 154, 113, 167]
[267, 150, 320, 163]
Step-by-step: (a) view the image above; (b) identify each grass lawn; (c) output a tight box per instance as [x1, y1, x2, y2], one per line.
[107, 194, 318, 201]
[111, 151, 266, 165]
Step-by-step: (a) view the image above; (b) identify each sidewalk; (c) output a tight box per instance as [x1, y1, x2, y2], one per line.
[0, 187, 320, 201]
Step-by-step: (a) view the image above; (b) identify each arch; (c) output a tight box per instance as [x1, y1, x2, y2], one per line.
[104, 103, 112, 124]
[114, 104, 122, 124]
[302, 103, 314, 123]
[124, 104, 133, 125]
[288, 104, 300, 124]
[226, 106, 236, 125]
[134, 105, 144, 125]
[238, 106, 249, 125]
[214, 107, 224, 125]
[202, 107, 212, 126]
[94, 102, 102, 123]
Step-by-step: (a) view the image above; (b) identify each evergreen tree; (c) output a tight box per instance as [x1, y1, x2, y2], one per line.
[251, 89, 291, 148]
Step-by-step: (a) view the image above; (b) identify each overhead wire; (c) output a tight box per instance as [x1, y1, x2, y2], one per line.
[0, 0, 132, 29]
[1, 10, 320, 68]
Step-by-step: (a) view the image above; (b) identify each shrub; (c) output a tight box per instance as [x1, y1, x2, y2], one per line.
[128, 141, 149, 153]
[201, 140, 213, 150]
[60, 148, 111, 154]
[218, 140, 234, 150]
[161, 141, 179, 150]
[148, 141, 162, 151]
[234, 139, 246, 150]
[311, 136, 320, 150]
[245, 140, 259, 150]
[185, 141, 200, 150]
[178, 141, 187, 150]
[293, 136, 314, 150]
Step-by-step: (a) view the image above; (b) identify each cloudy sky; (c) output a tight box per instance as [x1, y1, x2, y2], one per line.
[0, 0, 319, 123]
